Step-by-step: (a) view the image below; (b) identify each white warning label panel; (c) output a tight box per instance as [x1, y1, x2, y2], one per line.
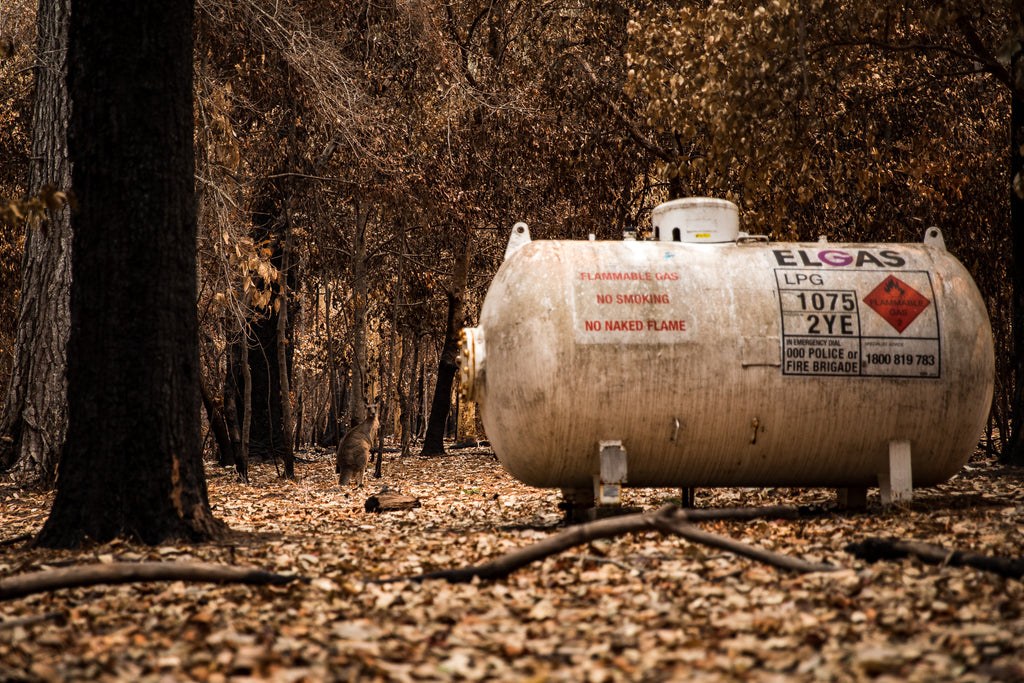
[573, 267, 692, 344]
[775, 269, 940, 378]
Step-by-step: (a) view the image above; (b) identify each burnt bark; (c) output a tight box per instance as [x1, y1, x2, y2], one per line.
[347, 201, 371, 429]
[1006, 89, 1024, 464]
[276, 222, 294, 479]
[223, 327, 246, 467]
[34, 0, 227, 547]
[321, 283, 341, 446]
[420, 236, 472, 458]
[0, 0, 71, 488]
[245, 287, 285, 463]
[199, 375, 247, 483]
[397, 325, 415, 459]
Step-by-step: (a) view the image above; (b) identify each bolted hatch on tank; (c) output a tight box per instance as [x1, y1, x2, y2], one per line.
[460, 199, 994, 515]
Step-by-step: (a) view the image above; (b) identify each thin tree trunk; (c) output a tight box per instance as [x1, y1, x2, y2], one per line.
[276, 222, 294, 479]
[375, 228, 404, 477]
[292, 279, 306, 448]
[240, 324, 252, 466]
[347, 201, 371, 428]
[324, 283, 340, 446]
[398, 326, 415, 458]
[224, 320, 246, 476]
[420, 235, 472, 457]
[0, 0, 72, 488]
[416, 337, 427, 439]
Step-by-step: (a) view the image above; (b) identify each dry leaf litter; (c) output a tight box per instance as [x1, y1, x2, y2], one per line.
[1, 445, 1022, 682]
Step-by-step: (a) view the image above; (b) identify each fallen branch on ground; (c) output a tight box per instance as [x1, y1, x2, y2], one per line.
[0, 561, 308, 601]
[0, 612, 64, 630]
[380, 504, 836, 584]
[0, 533, 33, 547]
[846, 537, 1024, 580]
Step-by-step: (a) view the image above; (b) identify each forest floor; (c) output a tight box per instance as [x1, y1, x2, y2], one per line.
[1, 443, 1023, 682]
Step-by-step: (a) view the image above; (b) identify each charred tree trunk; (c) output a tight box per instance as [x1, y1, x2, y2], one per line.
[322, 283, 341, 447]
[1007, 89, 1024, 465]
[276, 219, 294, 479]
[398, 325, 415, 459]
[35, 0, 227, 547]
[240, 327, 252, 465]
[0, 0, 71, 488]
[224, 325, 246, 469]
[246, 310, 283, 462]
[375, 230, 404, 477]
[420, 236, 472, 457]
[199, 376, 247, 483]
[347, 201, 371, 428]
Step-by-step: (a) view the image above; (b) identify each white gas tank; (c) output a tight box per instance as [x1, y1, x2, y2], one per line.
[461, 201, 993, 506]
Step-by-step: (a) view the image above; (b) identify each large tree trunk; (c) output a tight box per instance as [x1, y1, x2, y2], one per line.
[35, 0, 227, 547]
[420, 236, 472, 457]
[1008, 90, 1024, 464]
[0, 0, 71, 488]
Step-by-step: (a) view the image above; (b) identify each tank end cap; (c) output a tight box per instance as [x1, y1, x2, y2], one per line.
[459, 326, 486, 403]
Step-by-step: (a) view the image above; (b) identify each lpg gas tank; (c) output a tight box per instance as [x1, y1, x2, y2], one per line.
[460, 199, 993, 504]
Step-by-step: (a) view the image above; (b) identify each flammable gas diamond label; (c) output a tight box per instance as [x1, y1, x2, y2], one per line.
[862, 275, 931, 333]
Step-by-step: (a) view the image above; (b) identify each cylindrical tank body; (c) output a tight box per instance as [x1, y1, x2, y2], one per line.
[462, 225, 993, 491]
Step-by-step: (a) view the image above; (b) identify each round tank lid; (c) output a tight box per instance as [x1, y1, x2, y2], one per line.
[652, 197, 739, 243]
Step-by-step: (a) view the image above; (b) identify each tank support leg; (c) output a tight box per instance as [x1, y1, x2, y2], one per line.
[836, 487, 867, 510]
[680, 487, 696, 508]
[594, 440, 627, 506]
[559, 487, 594, 524]
[878, 440, 913, 507]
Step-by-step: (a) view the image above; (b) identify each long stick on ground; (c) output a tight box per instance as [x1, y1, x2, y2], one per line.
[847, 537, 1024, 579]
[0, 561, 307, 601]
[384, 505, 835, 584]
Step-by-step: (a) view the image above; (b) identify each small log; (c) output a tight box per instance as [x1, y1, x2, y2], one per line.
[846, 537, 1024, 579]
[0, 561, 307, 602]
[365, 491, 421, 513]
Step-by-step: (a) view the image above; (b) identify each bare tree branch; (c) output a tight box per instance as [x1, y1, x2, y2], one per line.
[575, 57, 677, 165]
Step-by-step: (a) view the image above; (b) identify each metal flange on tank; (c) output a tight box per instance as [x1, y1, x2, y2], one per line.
[460, 198, 994, 516]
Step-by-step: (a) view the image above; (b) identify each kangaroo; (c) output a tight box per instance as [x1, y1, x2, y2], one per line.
[336, 405, 379, 487]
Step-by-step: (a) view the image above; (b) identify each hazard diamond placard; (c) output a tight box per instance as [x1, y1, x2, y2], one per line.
[862, 275, 931, 333]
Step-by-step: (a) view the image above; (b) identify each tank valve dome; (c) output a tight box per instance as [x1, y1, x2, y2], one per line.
[652, 197, 739, 243]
